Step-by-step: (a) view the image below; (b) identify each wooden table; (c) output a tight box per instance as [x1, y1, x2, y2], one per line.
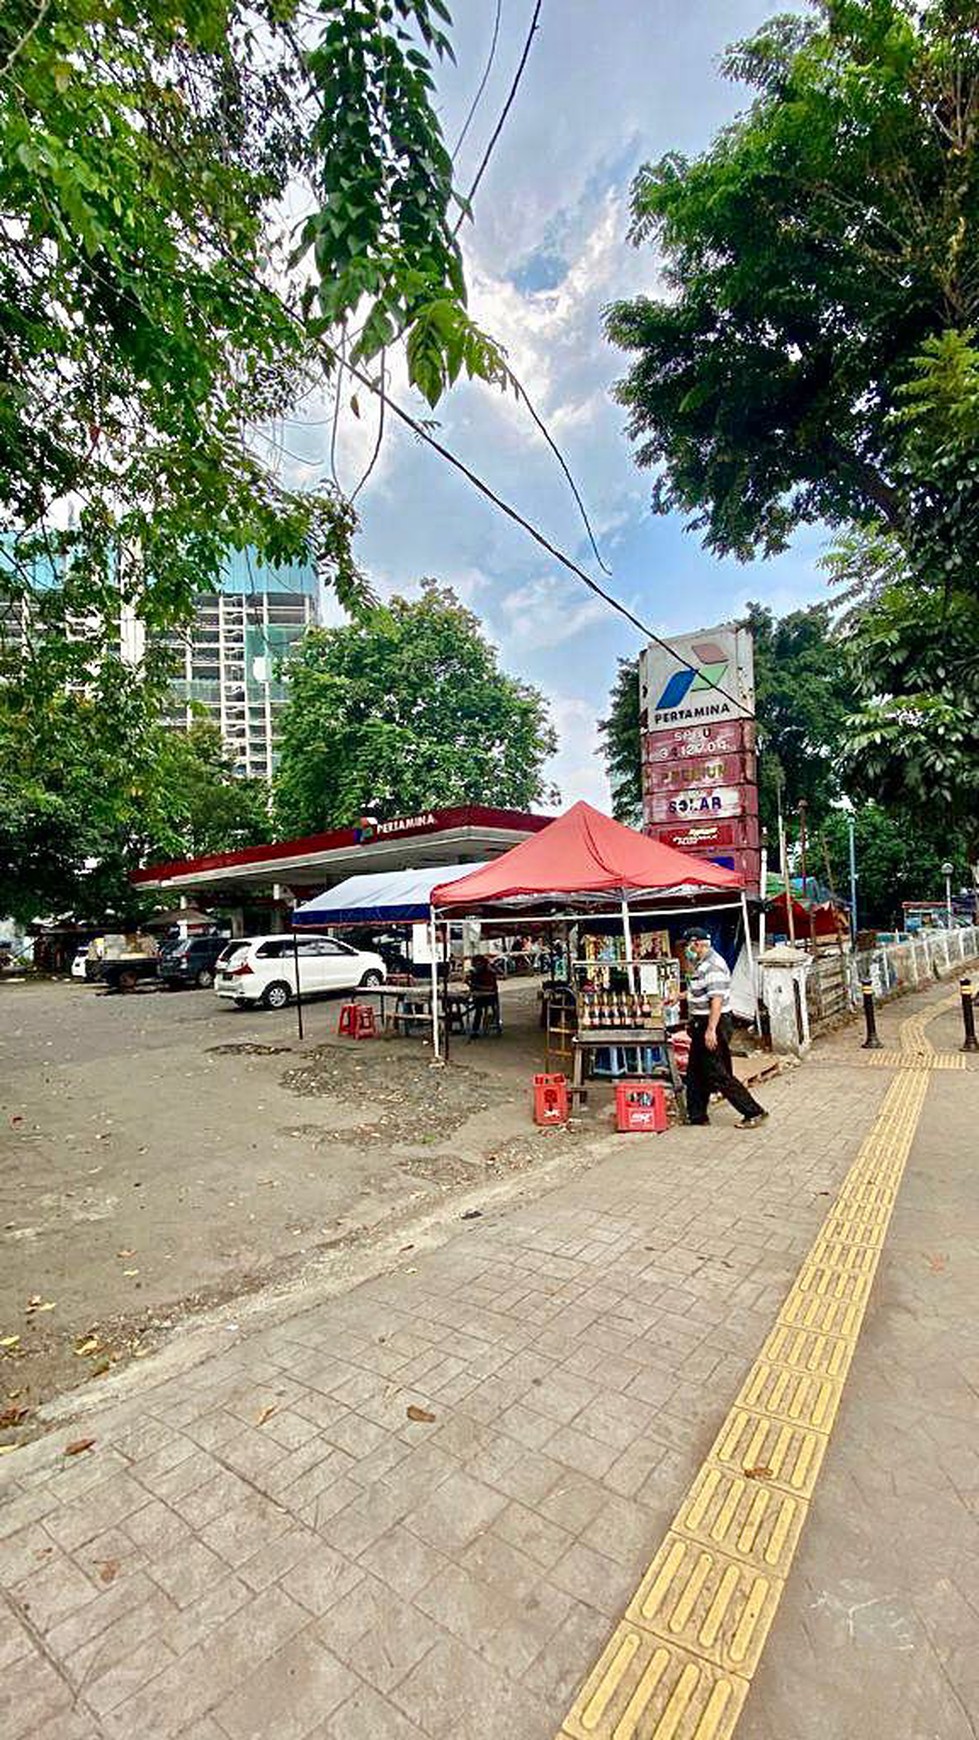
[570, 1027, 686, 1119]
[351, 984, 472, 1045]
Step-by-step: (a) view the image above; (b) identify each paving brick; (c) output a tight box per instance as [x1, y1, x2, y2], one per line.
[320, 1683, 429, 1740]
[201, 1491, 291, 1568]
[161, 1571, 251, 1658]
[146, 1536, 228, 1608]
[214, 1631, 357, 1740]
[279, 1541, 364, 1616]
[0, 1643, 75, 1740]
[315, 1572, 438, 1693]
[125, 1498, 195, 1555]
[103, 1585, 308, 1740]
[0, 1602, 33, 1671]
[493, 1499, 573, 1569]
[403, 1470, 507, 1555]
[11, 1549, 100, 1633]
[547, 1538, 634, 1616]
[543, 1423, 619, 1480]
[316, 1484, 408, 1558]
[392, 1634, 551, 1740]
[357, 1522, 448, 1600]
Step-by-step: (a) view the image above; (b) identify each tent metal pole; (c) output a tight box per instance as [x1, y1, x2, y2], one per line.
[620, 896, 636, 993]
[740, 889, 756, 1029]
[429, 909, 441, 1061]
[292, 930, 304, 1042]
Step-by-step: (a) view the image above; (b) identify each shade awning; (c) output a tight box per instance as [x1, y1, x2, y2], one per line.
[292, 863, 488, 928]
[431, 801, 742, 912]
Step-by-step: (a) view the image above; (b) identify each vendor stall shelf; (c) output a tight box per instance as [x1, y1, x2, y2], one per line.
[543, 984, 577, 1070]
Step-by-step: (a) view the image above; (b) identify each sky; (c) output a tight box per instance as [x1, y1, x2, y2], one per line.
[278, 0, 823, 812]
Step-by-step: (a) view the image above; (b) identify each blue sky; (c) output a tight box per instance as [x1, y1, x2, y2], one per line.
[283, 1, 823, 809]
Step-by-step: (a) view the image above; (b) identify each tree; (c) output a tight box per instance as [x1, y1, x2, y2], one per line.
[598, 659, 643, 825]
[597, 606, 850, 835]
[137, 722, 270, 864]
[822, 803, 973, 930]
[605, 2, 979, 565]
[273, 582, 558, 834]
[1, 0, 506, 665]
[746, 603, 850, 838]
[0, 679, 270, 924]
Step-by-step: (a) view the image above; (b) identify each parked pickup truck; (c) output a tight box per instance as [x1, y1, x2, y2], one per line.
[93, 934, 170, 992]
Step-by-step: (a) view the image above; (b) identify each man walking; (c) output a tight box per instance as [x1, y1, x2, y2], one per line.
[682, 927, 768, 1128]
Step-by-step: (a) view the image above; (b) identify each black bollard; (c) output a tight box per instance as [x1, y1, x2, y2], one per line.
[960, 978, 978, 1053]
[861, 981, 883, 1050]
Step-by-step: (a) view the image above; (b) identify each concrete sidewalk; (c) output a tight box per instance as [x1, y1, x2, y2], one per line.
[0, 982, 974, 1740]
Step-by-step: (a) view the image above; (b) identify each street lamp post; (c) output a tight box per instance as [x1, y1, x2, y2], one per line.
[848, 814, 858, 938]
[942, 861, 954, 929]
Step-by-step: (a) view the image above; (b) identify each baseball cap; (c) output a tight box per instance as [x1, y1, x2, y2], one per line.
[682, 926, 711, 941]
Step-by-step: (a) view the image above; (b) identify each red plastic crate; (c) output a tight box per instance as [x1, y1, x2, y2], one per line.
[615, 1080, 668, 1134]
[533, 1073, 568, 1126]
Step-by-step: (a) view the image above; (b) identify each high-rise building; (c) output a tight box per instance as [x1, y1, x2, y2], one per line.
[1, 536, 320, 780]
[156, 550, 320, 780]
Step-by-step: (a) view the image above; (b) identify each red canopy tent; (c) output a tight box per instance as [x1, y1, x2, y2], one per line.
[431, 800, 742, 910]
[428, 803, 747, 1059]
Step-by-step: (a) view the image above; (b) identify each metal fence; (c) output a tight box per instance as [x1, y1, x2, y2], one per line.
[852, 926, 979, 1003]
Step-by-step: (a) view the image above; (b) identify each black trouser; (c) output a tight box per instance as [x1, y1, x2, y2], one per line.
[685, 1015, 765, 1123]
[470, 992, 500, 1036]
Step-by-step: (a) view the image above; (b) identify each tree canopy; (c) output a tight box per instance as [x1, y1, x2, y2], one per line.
[1, 0, 505, 658]
[0, 677, 268, 925]
[606, 1, 979, 565]
[273, 582, 558, 835]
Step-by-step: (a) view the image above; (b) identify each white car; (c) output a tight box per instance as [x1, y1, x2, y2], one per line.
[214, 934, 386, 1010]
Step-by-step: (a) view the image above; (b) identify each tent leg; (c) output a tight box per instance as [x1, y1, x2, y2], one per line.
[429, 910, 441, 1061]
[621, 897, 636, 994]
[292, 930, 304, 1042]
[740, 890, 756, 1032]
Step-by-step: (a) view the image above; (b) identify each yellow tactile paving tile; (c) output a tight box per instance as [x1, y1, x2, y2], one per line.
[556, 1014, 944, 1740]
[561, 1623, 749, 1740]
[760, 1322, 854, 1384]
[776, 1286, 867, 1340]
[674, 1465, 807, 1580]
[705, 1406, 828, 1499]
[735, 1360, 842, 1436]
[625, 1533, 783, 1678]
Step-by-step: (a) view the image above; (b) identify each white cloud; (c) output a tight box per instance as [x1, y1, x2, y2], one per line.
[544, 694, 609, 811]
[497, 572, 606, 653]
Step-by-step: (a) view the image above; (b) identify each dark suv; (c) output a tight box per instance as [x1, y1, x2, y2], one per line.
[157, 933, 229, 991]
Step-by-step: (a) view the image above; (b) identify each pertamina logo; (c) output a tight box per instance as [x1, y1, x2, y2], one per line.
[654, 639, 729, 713]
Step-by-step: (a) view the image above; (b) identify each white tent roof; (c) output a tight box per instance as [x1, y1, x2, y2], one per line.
[292, 863, 488, 927]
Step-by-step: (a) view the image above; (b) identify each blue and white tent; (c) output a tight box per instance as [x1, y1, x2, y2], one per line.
[291, 863, 488, 928]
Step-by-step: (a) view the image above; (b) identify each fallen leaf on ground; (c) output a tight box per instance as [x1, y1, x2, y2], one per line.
[256, 1405, 278, 1427]
[74, 1338, 100, 1357]
[116, 1249, 136, 1258]
[26, 1300, 55, 1314]
[10, 1115, 23, 1126]
[406, 1405, 436, 1424]
[90, 1360, 111, 1378]
[0, 1445, 17, 1456]
[64, 1438, 96, 1456]
[96, 1559, 119, 1584]
[743, 1465, 774, 1480]
[399, 1244, 414, 1253]
[925, 1252, 948, 1273]
[122, 1269, 139, 1277]
[461, 1210, 482, 1220]
[0, 1336, 20, 1350]
[0, 1405, 28, 1428]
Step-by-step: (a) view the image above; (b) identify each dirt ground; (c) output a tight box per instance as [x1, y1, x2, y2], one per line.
[0, 977, 604, 1445]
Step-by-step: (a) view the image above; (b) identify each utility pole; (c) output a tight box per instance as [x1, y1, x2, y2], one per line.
[848, 813, 858, 939]
[942, 860, 954, 929]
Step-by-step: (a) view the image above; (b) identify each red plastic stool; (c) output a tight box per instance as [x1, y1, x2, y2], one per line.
[533, 1072, 568, 1125]
[615, 1080, 668, 1133]
[338, 1002, 378, 1039]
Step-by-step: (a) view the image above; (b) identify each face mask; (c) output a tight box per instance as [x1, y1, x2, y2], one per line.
[685, 945, 700, 965]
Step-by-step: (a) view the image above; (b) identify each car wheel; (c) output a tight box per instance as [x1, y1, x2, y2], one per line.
[262, 981, 291, 1010]
[359, 970, 383, 988]
[233, 998, 250, 1009]
[118, 969, 138, 993]
[196, 968, 215, 989]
